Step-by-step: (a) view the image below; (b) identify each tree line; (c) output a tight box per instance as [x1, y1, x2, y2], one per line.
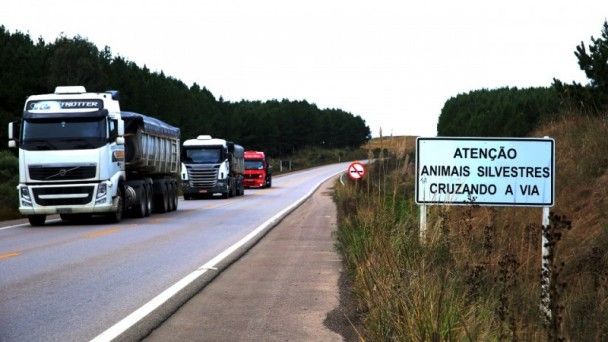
[0, 26, 370, 156]
[438, 21, 608, 137]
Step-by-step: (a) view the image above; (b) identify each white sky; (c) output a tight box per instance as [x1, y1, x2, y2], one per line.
[0, 1, 606, 136]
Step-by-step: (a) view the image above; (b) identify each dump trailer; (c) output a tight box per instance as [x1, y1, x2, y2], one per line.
[181, 135, 244, 199]
[7, 86, 180, 226]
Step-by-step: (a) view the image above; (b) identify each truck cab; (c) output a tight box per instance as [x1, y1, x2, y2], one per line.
[181, 135, 244, 199]
[244, 151, 272, 188]
[8, 86, 125, 225]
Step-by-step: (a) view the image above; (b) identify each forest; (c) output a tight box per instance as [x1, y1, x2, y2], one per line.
[438, 21, 608, 137]
[0, 26, 371, 156]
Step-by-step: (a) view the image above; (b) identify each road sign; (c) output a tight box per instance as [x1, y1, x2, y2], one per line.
[415, 137, 555, 206]
[348, 162, 365, 180]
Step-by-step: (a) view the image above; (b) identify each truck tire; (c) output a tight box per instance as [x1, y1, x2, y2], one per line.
[156, 182, 169, 213]
[28, 215, 46, 226]
[238, 180, 244, 196]
[144, 183, 152, 217]
[167, 183, 175, 212]
[172, 182, 179, 210]
[132, 186, 147, 218]
[230, 179, 237, 198]
[107, 185, 124, 223]
[266, 176, 272, 188]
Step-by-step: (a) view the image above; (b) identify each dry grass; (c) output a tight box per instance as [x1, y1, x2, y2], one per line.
[363, 135, 417, 156]
[334, 115, 608, 340]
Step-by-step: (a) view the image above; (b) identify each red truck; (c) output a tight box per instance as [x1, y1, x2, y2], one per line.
[243, 151, 272, 188]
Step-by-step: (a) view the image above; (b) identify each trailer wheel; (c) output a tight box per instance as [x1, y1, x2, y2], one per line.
[172, 182, 179, 210]
[167, 183, 175, 212]
[230, 179, 237, 198]
[107, 185, 124, 223]
[156, 182, 169, 213]
[144, 183, 152, 217]
[28, 215, 46, 226]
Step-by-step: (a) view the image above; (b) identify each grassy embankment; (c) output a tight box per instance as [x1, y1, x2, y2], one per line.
[334, 116, 608, 340]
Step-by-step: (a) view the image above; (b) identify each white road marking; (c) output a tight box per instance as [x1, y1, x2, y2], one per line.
[0, 219, 61, 230]
[91, 169, 346, 342]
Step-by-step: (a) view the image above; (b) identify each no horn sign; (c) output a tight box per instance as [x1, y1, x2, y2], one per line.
[348, 162, 366, 180]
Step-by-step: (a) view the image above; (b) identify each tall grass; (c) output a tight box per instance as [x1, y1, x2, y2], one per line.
[334, 116, 608, 340]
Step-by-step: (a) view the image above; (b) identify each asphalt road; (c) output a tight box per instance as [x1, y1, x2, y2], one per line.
[0, 163, 349, 341]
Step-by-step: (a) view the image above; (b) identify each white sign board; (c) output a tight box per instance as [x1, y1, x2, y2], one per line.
[416, 137, 554, 206]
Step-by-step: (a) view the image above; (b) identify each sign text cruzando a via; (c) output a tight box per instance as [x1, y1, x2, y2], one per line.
[415, 137, 555, 207]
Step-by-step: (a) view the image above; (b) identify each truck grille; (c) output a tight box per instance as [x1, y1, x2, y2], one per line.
[32, 186, 94, 206]
[29, 164, 96, 181]
[186, 165, 219, 188]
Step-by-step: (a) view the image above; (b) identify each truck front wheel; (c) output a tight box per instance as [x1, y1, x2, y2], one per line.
[107, 186, 124, 223]
[132, 186, 147, 218]
[28, 215, 46, 226]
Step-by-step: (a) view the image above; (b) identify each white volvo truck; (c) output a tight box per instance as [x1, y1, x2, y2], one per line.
[181, 135, 244, 199]
[7, 86, 180, 226]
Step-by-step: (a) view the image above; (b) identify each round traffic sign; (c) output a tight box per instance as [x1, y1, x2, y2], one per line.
[348, 162, 366, 180]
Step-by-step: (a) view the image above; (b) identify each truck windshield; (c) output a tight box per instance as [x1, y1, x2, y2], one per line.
[183, 148, 222, 164]
[245, 160, 264, 170]
[21, 117, 107, 150]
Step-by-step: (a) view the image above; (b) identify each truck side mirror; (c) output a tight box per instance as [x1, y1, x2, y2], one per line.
[7, 121, 18, 148]
[116, 119, 125, 145]
[227, 142, 235, 153]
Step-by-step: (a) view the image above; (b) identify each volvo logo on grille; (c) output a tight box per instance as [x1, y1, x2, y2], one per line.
[45, 166, 80, 180]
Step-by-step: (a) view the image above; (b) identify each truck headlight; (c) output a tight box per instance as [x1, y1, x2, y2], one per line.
[20, 187, 31, 201]
[20, 187, 32, 207]
[95, 183, 108, 204]
[96, 183, 107, 198]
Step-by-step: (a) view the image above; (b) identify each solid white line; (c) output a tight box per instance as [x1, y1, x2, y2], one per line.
[0, 218, 61, 230]
[90, 166, 346, 342]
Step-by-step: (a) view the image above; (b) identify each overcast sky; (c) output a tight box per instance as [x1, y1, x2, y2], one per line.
[0, 1, 606, 136]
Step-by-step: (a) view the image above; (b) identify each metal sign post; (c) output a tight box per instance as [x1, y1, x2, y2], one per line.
[541, 206, 551, 320]
[420, 204, 427, 241]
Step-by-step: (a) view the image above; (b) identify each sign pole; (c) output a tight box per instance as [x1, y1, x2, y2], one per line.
[420, 204, 427, 242]
[541, 206, 551, 320]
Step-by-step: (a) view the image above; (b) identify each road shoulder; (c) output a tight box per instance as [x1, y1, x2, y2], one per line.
[145, 177, 358, 341]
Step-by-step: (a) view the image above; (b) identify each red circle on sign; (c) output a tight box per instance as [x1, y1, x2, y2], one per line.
[348, 162, 366, 180]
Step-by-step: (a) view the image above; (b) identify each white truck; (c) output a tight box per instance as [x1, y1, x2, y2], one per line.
[181, 135, 244, 199]
[7, 86, 180, 226]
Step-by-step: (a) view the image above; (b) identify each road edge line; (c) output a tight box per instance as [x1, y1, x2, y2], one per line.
[91, 168, 345, 342]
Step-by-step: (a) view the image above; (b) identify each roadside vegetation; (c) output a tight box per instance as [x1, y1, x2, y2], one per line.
[334, 21, 608, 340]
[335, 116, 608, 339]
